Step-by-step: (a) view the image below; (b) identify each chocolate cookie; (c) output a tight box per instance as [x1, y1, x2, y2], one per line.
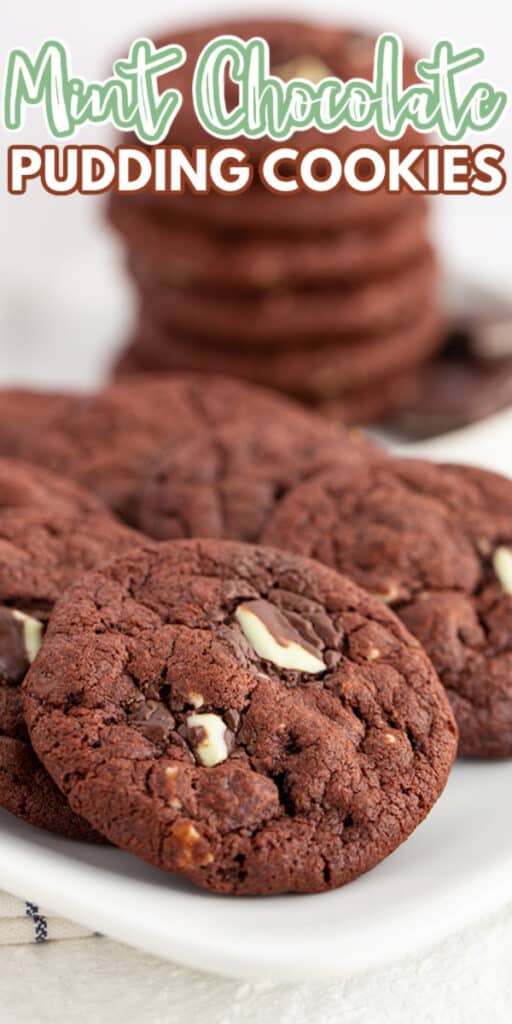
[138, 247, 437, 347]
[0, 459, 144, 837]
[117, 306, 443, 401]
[0, 390, 77, 450]
[0, 381, 191, 521]
[23, 539, 456, 895]
[0, 376, 379, 521]
[135, 397, 381, 542]
[111, 197, 429, 291]
[263, 459, 512, 757]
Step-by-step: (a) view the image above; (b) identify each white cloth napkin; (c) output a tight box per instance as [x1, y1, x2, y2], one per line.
[0, 891, 94, 945]
[2, 907, 512, 1024]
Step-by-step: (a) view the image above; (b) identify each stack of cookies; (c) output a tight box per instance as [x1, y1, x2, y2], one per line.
[3, 373, 511, 896]
[109, 19, 443, 425]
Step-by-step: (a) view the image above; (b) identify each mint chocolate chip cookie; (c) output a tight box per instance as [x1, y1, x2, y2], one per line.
[263, 460, 512, 757]
[24, 539, 456, 894]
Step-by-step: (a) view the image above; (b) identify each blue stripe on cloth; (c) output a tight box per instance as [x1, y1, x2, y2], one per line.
[25, 902, 48, 943]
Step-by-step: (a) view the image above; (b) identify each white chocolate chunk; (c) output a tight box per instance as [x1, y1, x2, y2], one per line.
[172, 819, 213, 867]
[493, 546, 512, 594]
[187, 713, 228, 767]
[235, 604, 326, 674]
[188, 691, 204, 709]
[373, 585, 400, 605]
[12, 610, 43, 663]
[274, 55, 332, 84]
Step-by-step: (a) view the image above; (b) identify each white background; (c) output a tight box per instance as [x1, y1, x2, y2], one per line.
[0, 0, 512, 387]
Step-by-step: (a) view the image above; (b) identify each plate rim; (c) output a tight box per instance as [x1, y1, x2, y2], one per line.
[1, 762, 511, 982]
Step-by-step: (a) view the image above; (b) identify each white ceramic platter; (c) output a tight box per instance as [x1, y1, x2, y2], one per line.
[0, 759, 511, 982]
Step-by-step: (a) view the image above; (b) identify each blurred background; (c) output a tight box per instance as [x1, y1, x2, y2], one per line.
[0, 0, 510, 394]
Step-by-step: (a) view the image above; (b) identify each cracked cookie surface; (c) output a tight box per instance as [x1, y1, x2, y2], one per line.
[0, 458, 145, 838]
[23, 539, 456, 894]
[263, 459, 512, 757]
[0, 376, 378, 524]
[136, 385, 379, 542]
